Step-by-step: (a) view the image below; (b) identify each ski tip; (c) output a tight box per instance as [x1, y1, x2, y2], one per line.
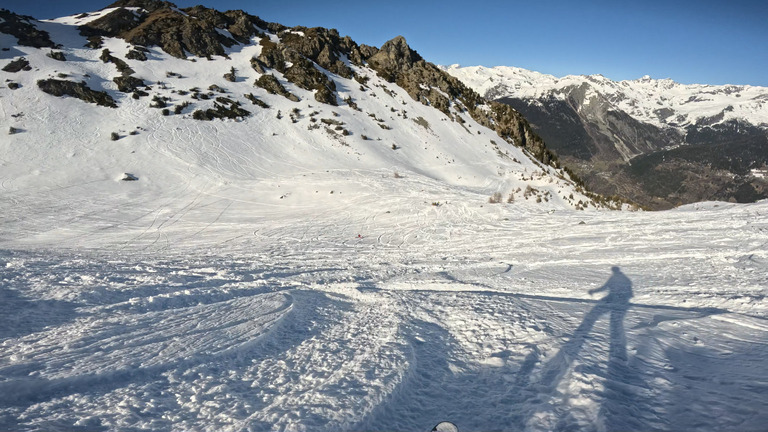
[431, 421, 459, 432]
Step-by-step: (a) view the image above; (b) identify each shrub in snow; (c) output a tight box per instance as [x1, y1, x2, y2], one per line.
[224, 67, 236, 82]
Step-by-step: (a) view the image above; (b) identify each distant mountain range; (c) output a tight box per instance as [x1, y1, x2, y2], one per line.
[444, 65, 768, 209]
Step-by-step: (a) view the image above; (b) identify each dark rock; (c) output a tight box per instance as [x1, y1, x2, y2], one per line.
[126, 46, 149, 60]
[254, 74, 299, 102]
[192, 99, 250, 121]
[2, 57, 30, 73]
[277, 27, 355, 77]
[46, 51, 66, 61]
[85, 36, 103, 49]
[37, 79, 117, 108]
[79, 7, 147, 38]
[314, 86, 336, 105]
[283, 57, 337, 105]
[367, 36, 422, 82]
[113, 75, 146, 92]
[244, 93, 269, 108]
[121, 172, 139, 181]
[0, 9, 56, 48]
[250, 57, 266, 73]
[223, 67, 237, 82]
[82, 3, 277, 60]
[256, 36, 285, 72]
[100, 49, 135, 75]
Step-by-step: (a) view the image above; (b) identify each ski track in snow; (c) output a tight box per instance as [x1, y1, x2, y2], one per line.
[1, 199, 767, 431]
[1, 12, 768, 432]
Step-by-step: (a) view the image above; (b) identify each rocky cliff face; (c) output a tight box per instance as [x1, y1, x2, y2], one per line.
[445, 65, 768, 209]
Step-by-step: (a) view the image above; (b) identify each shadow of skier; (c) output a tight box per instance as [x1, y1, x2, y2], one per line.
[589, 266, 632, 364]
[521, 266, 635, 431]
[538, 266, 633, 390]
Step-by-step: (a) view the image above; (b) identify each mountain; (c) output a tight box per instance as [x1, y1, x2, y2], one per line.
[2, 3, 768, 432]
[443, 65, 768, 209]
[0, 2, 625, 252]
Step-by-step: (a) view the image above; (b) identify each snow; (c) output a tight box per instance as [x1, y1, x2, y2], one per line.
[1, 10, 767, 432]
[442, 64, 768, 130]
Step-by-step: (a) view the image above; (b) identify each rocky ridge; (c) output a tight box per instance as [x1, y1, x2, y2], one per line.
[3, 1, 568, 173]
[0, 1, 627, 210]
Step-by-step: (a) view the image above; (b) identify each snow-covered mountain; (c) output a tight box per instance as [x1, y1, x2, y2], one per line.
[444, 65, 768, 131]
[0, 3, 621, 253]
[2, 3, 768, 432]
[443, 65, 768, 209]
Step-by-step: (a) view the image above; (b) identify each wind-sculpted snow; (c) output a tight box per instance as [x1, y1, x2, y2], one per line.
[1, 199, 767, 431]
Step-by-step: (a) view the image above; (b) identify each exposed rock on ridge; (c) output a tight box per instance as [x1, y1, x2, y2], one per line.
[79, 1, 273, 59]
[365, 36, 558, 168]
[0, 8, 56, 48]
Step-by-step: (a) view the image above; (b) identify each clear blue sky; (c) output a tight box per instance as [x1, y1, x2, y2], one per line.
[6, 0, 768, 86]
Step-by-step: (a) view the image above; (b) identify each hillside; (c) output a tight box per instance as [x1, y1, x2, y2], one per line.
[0, 3, 625, 251]
[444, 65, 768, 209]
[1, 3, 767, 432]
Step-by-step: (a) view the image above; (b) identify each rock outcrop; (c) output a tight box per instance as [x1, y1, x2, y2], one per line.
[2, 57, 31, 73]
[79, 1, 274, 59]
[0, 9, 56, 48]
[254, 74, 299, 102]
[37, 79, 118, 108]
[365, 36, 559, 168]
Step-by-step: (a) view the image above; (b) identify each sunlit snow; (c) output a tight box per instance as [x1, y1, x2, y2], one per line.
[1, 10, 767, 432]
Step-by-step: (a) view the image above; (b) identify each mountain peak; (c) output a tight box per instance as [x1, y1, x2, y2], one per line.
[106, 0, 174, 13]
[366, 35, 423, 81]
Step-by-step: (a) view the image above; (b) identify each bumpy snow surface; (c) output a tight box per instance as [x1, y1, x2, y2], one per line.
[1, 12, 768, 432]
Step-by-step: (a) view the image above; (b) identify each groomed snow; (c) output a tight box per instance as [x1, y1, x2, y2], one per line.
[1, 10, 767, 432]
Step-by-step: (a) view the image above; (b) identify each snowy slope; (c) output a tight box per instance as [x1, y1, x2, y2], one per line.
[1, 6, 767, 432]
[0, 11, 607, 249]
[443, 64, 768, 130]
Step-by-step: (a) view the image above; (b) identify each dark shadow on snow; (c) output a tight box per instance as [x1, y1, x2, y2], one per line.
[356, 266, 731, 431]
[0, 251, 82, 340]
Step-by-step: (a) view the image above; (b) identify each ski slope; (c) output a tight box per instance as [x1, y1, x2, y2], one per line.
[2, 199, 767, 431]
[1, 8, 768, 432]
